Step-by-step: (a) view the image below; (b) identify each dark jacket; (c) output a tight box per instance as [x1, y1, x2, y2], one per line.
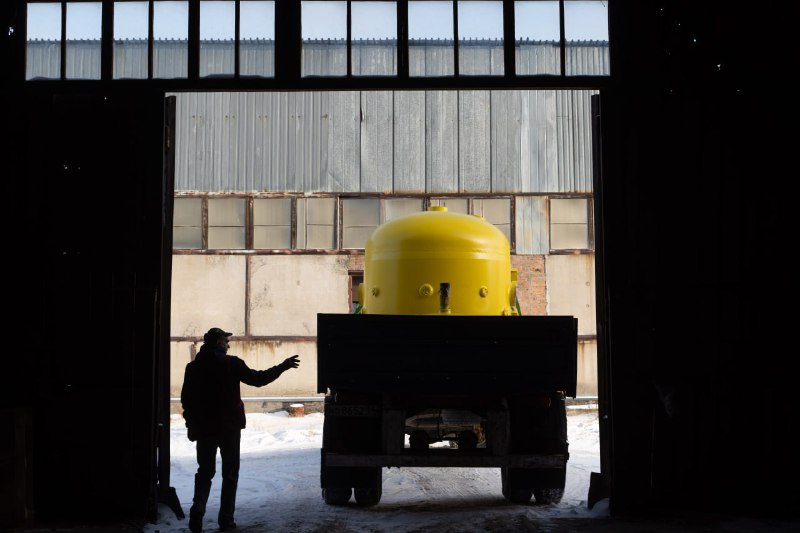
[181, 343, 289, 439]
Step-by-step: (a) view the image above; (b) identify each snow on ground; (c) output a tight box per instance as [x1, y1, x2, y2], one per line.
[144, 410, 605, 532]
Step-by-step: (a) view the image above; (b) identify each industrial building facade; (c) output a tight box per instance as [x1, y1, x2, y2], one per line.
[167, 86, 600, 401]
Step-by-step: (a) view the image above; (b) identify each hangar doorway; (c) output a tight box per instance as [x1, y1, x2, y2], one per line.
[163, 86, 601, 523]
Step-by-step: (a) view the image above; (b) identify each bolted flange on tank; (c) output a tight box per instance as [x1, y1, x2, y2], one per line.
[360, 206, 518, 316]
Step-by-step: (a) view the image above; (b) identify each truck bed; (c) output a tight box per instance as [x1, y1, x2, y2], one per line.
[317, 313, 578, 397]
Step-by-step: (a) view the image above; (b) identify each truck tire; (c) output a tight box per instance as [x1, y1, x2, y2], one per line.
[457, 430, 478, 450]
[533, 487, 564, 505]
[354, 486, 381, 506]
[322, 487, 352, 505]
[501, 467, 533, 504]
[353, 467, 382, 506]
[409, 430, 430, 450]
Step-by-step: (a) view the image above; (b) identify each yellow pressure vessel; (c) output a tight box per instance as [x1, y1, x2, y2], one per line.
[361, 206, 518, 315]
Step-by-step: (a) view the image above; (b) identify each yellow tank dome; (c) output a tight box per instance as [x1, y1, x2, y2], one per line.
[362, 206, 517, 316]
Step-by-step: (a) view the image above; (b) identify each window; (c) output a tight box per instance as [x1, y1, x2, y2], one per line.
[458, 1, 504, 76]
[240, 1, 276, 77]
[352, 1, 398, 76]
[514, 0, 560, 75]
[200, 1, 235, 78]
[349, 271, 364, 312]
[173, 198, 203, 249]
[342, 198, 380, 249]
[153, 1, 189, 79]
[473, 198, 511, 241]
[341, 198, 424, 249]
[114, 2, 149, 79]
[208, 198, 246, 249]
[66, 2, 102, 79]
[430, 197, 468, 214]
[253, 198, 292, 249]
[550, 197, 590, 250]
[26, 2, 62, 80]
[297, 197, 337, 249]
[383, 198, 424, 222]
[172, 195, 517, 252]
[301, 0, 347, 77]
[430, 197, 511, 241]
[565, 0, 610, 76]
[409, 1, 454, 77]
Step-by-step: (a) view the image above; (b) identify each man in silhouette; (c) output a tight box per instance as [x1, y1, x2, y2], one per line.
[181, 327, 300, 532]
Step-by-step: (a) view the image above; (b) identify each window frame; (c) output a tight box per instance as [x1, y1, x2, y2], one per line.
[23, 0, 611, 88]
[172, 193, 596, 256]
[547, 195, 594, 253]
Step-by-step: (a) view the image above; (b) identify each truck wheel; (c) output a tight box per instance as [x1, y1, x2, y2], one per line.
[457, 430, 478, 450]
[501, 468, 533, 504]
[533, 488, 564, 505]
[409, 430, 430, 450]
[353, 467, 382, 506]
[354, 486, 382, 506]
[507, 487, 533, 504]
[322, 487, 352, 505]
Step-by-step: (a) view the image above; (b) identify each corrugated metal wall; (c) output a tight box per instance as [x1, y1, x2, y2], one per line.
[172, 88, 597, 194]
[515, 196, 549, 254]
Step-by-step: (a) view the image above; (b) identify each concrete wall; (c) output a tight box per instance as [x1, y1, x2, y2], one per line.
[171, 255, 352, 338]
[545, 254, 597, 397]
[248, 255, 351, 336]
[577, 340, 597, 397]
[170, 339, 319, 399]
[170, 255, 353, 398]
[545, 254, 596, 336]
[170, 255, 248, 337]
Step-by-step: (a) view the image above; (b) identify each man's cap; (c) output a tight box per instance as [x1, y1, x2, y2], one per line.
[204, 327, 232, 344]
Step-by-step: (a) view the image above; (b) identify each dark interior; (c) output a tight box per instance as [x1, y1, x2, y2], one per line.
[2, 0, 793, 528]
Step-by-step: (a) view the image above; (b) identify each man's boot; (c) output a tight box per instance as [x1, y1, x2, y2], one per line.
[189, 472, 212, 533]
[188, 508, 203, 533]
